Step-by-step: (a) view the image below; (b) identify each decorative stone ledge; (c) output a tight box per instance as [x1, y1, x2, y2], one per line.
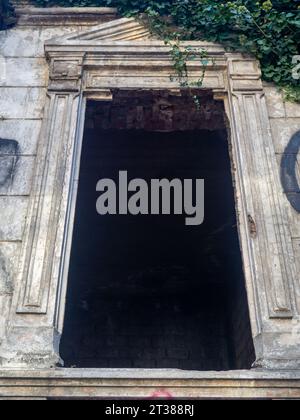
[14, 6, 118, 27]
[0, 369, 299, 399]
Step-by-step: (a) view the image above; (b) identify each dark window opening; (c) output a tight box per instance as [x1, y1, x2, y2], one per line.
[60, 90, 255, 370]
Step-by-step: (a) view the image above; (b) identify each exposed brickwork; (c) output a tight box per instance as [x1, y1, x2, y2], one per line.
[60, 92, 254, 370]
[85, 90, 225, 133]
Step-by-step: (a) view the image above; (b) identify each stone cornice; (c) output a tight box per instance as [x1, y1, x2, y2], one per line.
[14, 6, 118, 27]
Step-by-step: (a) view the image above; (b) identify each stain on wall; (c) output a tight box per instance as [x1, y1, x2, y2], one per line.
[281, 131, 300, 213]
[0, 138, 20, 191]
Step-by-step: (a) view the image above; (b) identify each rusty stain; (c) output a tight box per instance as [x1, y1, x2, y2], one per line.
[248, 214, 257, 238]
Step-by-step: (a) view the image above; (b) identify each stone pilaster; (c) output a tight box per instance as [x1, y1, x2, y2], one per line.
[0, 54, 85, 368]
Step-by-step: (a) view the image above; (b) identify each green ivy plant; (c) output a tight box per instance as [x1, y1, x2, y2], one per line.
[3, 0, 300, 101]
[139, 8, 211, 107]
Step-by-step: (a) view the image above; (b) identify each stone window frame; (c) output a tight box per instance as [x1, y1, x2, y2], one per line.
[1, 18, 299, 371]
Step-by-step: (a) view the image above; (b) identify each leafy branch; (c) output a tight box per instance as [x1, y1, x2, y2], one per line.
[3, 0, 300, 102]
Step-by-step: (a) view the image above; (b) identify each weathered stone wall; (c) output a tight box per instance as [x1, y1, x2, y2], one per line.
[0, 6, 300, 363]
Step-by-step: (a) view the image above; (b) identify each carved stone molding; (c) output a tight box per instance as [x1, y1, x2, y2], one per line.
[16, 91, 81, 315]
[1, 17, 299, 370]
[47, 53, 84, 92]
[227, 58, 297, 319]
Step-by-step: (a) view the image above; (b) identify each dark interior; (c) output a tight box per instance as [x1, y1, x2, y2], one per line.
[60, 91, 255, 370]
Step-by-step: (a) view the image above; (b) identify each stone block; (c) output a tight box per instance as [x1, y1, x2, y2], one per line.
[0, 120, 41, 155]
[0, 88, 46, 119]
[0, 242, 20, 294]
[0, 57, 48, 87]
[264, 86, 285, 118]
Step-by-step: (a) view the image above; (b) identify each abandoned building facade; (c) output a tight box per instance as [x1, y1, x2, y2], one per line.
[0, 4, 300, 399]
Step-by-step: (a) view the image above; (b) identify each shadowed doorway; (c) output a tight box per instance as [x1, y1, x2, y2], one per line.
[60, 90, 255, 370]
